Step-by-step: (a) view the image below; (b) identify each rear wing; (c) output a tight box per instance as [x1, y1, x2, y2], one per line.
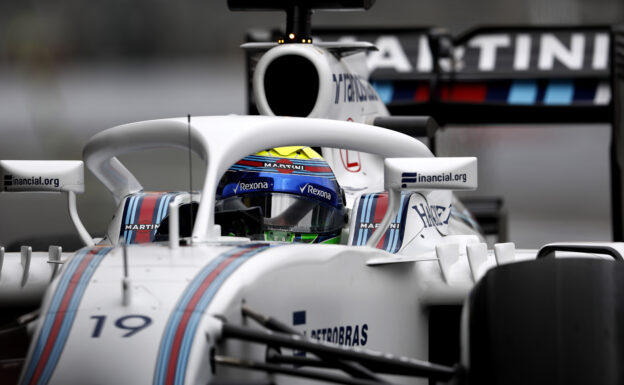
[245, 26, 612, 124]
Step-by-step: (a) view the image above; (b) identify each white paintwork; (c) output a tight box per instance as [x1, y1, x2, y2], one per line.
[366, 157, 477, 247]
[0, 160, 93, 247]
[0, 160, 84, 193]
[252, 43, 391, 203]
[466, 243, 491, 282]
[384, 157, 478, 191]
[6, 31, 619, 385]
[68, 191, 95, 246]
[83, 115, 433, 242]
[494, 242, 516, 265]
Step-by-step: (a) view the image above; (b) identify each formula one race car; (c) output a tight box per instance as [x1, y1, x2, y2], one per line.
[1, 1, 623, 385]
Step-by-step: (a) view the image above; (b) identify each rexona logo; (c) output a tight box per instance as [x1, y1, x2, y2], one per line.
[299, 183, 332, 201]
[125, 224, 159, 231]
[3, 174, 60, 190]
[233, 180, 269, 194]
[264, 158, 304, 174]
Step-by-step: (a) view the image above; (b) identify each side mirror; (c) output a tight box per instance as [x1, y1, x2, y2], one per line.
[1, 160, 93, 246]
[366, 157, 477, 247]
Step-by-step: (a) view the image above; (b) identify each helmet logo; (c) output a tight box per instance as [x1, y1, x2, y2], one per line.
[299, 183, 333, 201]
[263, 158, 304, 174]
[234, 180, 269, 194]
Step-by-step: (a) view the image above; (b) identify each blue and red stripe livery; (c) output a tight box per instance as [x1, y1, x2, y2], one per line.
[153, 244, 274, 385]
[352, 192, 411, 253]
[21, 246, 113, 385]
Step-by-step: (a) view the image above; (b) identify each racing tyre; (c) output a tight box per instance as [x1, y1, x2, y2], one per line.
[465, 256, 624, 385]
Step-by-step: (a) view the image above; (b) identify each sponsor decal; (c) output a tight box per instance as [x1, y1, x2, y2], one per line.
[293, 311, 368, 348]
[359, 222, 401, 230]
[233, 180, 269, 194]
[332, 73, 379, 104]
[339, 149, 362, 173]
[412, 203, 451, 229]
[299, 183, 333, 202]
[3, 174, 60, 190]
[124, 224, 160, 231]
[264, 158, 304, 174]
[401, 171, 467, 185]
[318, 31, 610, 75]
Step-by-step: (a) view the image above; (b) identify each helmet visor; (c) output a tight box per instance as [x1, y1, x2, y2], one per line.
[216, 192, 344, 234]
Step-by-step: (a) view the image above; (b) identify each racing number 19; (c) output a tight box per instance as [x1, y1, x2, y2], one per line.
[90, 315, 152, 337]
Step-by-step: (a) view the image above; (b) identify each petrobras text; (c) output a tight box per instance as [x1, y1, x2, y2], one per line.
[306, 324, 369, 347]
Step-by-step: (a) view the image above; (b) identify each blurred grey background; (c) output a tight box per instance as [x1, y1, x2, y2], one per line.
[0, 0, 622, 250]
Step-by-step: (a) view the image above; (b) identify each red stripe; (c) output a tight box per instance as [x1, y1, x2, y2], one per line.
[414, 84, 430, 102]
[236, 160, 263, 167]
[134, 195, 160, 243]
[371, 193, 389, 249]
[304, 166, 332, 173]
[449, 83, 487, 102]
[29, 249, 99, 385]
[165, 246, 260, 385]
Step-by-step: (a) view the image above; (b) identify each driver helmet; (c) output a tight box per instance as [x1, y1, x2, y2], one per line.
[216, 146, 346, 243]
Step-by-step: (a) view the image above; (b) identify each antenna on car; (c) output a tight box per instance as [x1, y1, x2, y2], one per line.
[187, 114, 194, 244]
[122, 240, 131, 306]
[228, 0, 375, 44]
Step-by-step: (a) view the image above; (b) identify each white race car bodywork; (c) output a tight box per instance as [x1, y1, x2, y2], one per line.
[7, 115, 483, 385]
[3, 24, 619, 384]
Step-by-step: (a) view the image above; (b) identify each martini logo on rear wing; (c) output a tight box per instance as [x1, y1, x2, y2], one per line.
[1, 160, 84, 193]
[245, 26, 612, 123]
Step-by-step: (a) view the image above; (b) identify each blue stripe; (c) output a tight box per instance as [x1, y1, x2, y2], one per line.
[123, 196, 137, 243]
[356, 195, 371, 246]
[390, 195, 407, 253]
[508, 80, 537, 105]
[21, 249, 89, 384]
[154, 245, 272, 385]
[175, 252, 259, 385]
[543, 80, 574, 105]
[38, 248, 109, 385]
[153, 254, 229, 385]
[361, 195, 376, 245]
[155, 195, 167, 225]
[372, 81, 393, 104]
[129, 196, 145, 244]
[126, 195, 141, 243]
